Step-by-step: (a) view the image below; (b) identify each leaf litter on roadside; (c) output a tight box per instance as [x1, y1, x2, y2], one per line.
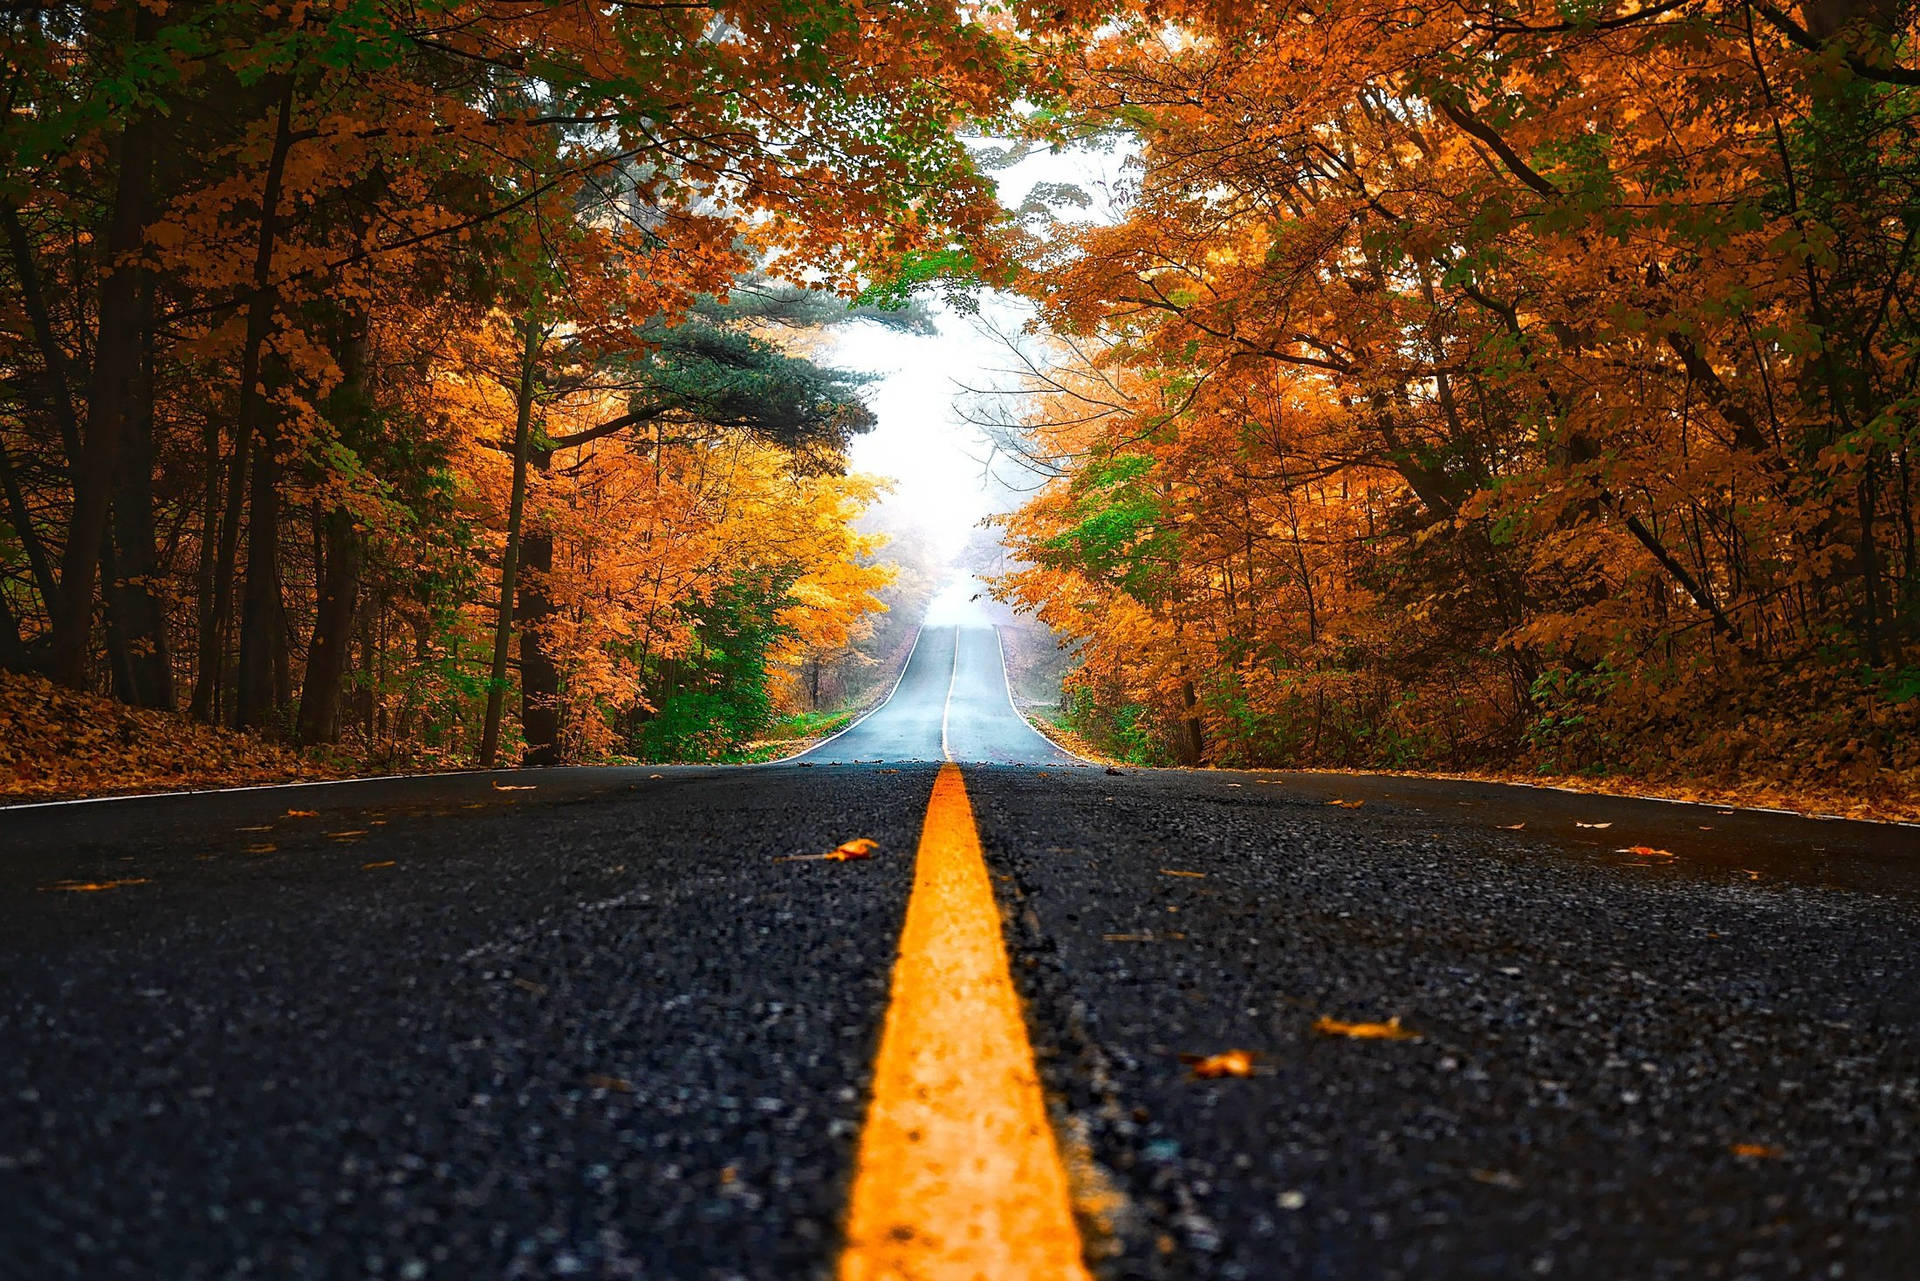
[40, 877, 149, 893]
[776, 837, 879, 863]
[1617, 844, 1677, 859]
[1181, 1049, 1255, 1079]
[1313, 1015, 1420, 1041]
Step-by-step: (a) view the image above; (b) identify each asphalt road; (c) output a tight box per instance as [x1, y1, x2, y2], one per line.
[3, 623, 1917, 1279]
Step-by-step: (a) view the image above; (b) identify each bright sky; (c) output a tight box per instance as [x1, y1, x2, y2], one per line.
[826, 142, 1131, 563]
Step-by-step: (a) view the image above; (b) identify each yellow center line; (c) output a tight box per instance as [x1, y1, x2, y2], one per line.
[839, 763, 1091, 1281]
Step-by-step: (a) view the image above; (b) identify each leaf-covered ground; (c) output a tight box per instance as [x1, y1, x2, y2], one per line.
[0, 672, 331, 802]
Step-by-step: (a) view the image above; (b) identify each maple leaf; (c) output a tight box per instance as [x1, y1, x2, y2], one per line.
[1312, 1015, 1420, 1041]
[1180, 1049, 1255, 1078]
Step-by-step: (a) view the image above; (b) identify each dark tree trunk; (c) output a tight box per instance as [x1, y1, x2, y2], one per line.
[297, 507, 360, 744]
[231, 80, 298, 732]
[235, 435, 284, 730]
[51, 21, 158, 688]
[295, 307, 372, 745]
[102, 282, 174, 708]
[480, 317, 542, 766]
[517, 450, 561, 765]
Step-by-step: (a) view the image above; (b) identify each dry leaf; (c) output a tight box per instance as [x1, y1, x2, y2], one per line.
[284, 809, 318, 818]
[245, 843, 277, 854]
[1103, 932, 1187, 942]
[1313, 1015, 1420, 1041]
[1617, 845, 1676, 858]
[1498, 822, 1525, 830]
[41, 877, 149, 892]
[362, 860, 395, 869]
[823, 837, 879, 862]
[1159, 868, 1206, 878]
[1730, 1142, 1784, 1159]
[512, 977, 547, 996]
[492, 782, 536, 791]
[329, 830, 368, 839]
[1181, 1049, 1254, 1078]
[585, 1073, 634, 1094]
[1327, 798, 1365, 809]
[1575, 821, 1612, 829]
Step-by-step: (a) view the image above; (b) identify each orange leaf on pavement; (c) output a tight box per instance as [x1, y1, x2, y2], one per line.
[824, 837, 879, 862]
[1181, 1049, 1254, 1078]
[1313, 1015, 1419, 1041]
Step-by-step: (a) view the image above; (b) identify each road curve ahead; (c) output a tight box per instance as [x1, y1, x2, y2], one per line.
[4, 618, 1918, 1280]
[795, 624, 1079, 766]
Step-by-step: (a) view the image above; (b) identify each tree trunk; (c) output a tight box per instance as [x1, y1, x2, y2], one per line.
[296, 507, 361, 744]
[236, 434, 284, 730]
[517, 450, 561, 766]
[231, 80, 298, 732]
[295, 308, 373, 745]
[479, 318, 542, 766]
[51, 21, 158, 688]
[102, 281, 174, 708]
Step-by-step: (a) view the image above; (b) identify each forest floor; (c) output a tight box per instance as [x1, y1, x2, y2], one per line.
[0, 671, 336, 802]
[1024, 708, 1920, 827]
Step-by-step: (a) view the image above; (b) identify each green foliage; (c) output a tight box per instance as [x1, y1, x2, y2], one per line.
[634, 574, 794, 762]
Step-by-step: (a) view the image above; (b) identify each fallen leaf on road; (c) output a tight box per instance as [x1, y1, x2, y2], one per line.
[492, 782, 536, 791]
[329, 830, 368, 839]
[1576, 821, 1612, 829]
[1103, 932, 1187, 942]
[41, 877, 149, 892]
[1470, 1168, 1522, 1189]
[284, 809, 318, 818]
[1498, 822, 1525, 830]
[880, 768, 900, 774]
[1159, 868, 1206, 878]
[1730, 1142, 1784, 1159]
[1740, 869, 1763, 880]
[1327, 799, 1364, 809]
[1617, 845, 1676, 859]
[585, 1074, 634, 1094]
[362, 860, 395, 869]
[237, 825, 272, 833]
[512, 977, 548, 996]
[1313, 1015, 1419, 1041]
[1181, 1049, 1254, 1078]
[245, 843, 277, 854]
[823, 837, 879, 862]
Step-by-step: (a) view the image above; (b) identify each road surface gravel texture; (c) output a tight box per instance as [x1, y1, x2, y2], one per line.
[2, 622, 1916, 1279]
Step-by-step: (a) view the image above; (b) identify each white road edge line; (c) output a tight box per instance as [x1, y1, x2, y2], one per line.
[758, 625, 927, 766]
[994, 625, 1095, 766]
[0, 767, 508, 813]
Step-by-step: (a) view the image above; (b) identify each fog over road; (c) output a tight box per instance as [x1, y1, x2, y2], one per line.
[796, 623, 1077, 766]
[3, 610, 1917, 1279]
